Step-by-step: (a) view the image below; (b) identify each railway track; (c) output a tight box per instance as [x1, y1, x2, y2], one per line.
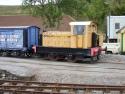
[0, 80, 125, 94]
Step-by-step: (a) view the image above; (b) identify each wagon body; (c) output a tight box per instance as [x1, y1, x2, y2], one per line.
[0, 26, 40, 56]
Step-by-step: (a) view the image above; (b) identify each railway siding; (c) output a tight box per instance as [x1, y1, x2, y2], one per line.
[0, 80, 125, 94]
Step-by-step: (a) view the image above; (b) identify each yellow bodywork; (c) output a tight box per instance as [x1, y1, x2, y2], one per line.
[98, 33, 104, 47]
[42, 21, 102, 49]
[42, 31, 95, 48]
[43, 31, 71, 48]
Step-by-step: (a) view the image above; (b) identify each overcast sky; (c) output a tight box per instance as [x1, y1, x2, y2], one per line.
[0, 0, 22, 5]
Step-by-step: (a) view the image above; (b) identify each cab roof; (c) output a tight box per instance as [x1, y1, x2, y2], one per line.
[69, 21, 93, 25]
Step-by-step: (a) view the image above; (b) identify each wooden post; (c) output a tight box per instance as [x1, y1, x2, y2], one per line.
[120, 90, 124, 94]
[84, 89, 92, 94]
[103, 90, 110, 94]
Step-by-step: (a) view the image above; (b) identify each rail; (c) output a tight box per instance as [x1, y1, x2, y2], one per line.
[0, 80, 125, 94]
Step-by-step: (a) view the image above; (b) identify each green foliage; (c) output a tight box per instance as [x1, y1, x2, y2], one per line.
[106, 0, 125, 15]
[58, 0, 86, 20]
[0, 6, 27, 15]
[83, 0, 109, 31]
[22, 0, 87, 27]
[22, 0, 125, 31]
[1, 0, 125, 32]
[22, 0, 63, 27]
[43, 2, 63, 27]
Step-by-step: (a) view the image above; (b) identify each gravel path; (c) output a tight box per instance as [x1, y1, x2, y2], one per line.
[0, 54, 125, 85]
[99, 54, 125, 63]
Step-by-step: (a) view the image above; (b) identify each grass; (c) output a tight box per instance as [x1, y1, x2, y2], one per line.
[0, 5, 29, 15]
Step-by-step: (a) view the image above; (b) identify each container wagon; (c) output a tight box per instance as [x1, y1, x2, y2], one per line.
[0, 26, 40, 57]
[36, 21, 103, 62]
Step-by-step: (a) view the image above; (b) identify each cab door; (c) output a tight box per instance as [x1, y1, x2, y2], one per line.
[73, 25, 85, 48]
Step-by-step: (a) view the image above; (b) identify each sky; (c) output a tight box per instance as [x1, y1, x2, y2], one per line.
[0, 0, 22, 5]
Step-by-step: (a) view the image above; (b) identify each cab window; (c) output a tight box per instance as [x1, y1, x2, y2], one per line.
[73, 25, 85, 35]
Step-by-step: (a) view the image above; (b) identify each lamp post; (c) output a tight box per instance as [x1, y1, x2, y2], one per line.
[108, 12, 111, 43]
[104, 1, 111, 43]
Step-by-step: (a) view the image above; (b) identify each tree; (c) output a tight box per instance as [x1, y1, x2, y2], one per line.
[83, 0, 109, 31]
[110, 0, 125, 15]
[22, 0, 86, 28]
[22, 0, 63, 28]
[22, 0, 125, 32]
[58, 0, 86, 20]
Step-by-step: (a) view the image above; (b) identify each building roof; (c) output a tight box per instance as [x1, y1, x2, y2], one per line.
[116, 26, 125, 33]
[107, 16, 125, 18]
[47, 15, 75, 31]
[69, 21, 92, 25]
[0, 26, 39, 29]
[0, 15, 75, 32]
[0, 15, 42, 29]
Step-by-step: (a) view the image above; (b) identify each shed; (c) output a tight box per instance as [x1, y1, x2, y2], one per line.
[116, 26, 125, 53]
[0, 15, 75, 33]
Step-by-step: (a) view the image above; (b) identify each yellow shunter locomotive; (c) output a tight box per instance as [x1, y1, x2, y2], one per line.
[36, 21, 103, 62]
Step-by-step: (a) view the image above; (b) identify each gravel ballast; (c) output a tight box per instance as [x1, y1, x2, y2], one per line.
[0, 54, 125, 85]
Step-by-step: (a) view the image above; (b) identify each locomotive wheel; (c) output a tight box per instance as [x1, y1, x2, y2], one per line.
[90, 56, 98, 63]
[55, 56, 65, 61]
[66, 55, 78, 63]
[47, 54, 59, 61]
[26, 53, 32, 58]
[42, 54, 50, 60]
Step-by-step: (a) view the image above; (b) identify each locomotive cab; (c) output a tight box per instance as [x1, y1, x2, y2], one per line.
[69, 21, 102, 61]
[69, 21, 100, 49]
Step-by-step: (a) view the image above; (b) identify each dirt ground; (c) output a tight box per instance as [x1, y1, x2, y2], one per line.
[0, 54, 125, 85]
